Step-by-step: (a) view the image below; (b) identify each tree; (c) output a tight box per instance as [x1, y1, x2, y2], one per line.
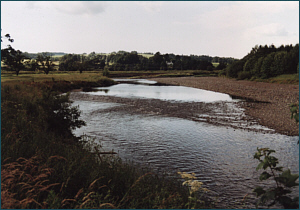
[215, 62, 227, 70]
[25, 59, 39, 71]
[260, 52, 276, 78]
[226, 60, 245, 78]
[271, 51, 287, 76]
[1, 33, 27, 76]
[1, 33, 14, 43]
[1, 46, 26, 76]
[36, 52, 55, 74]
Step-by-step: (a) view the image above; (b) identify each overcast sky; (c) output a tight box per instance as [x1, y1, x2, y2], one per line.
[1, 1, 299, 58]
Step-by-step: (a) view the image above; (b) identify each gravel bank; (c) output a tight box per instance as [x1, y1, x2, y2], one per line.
[150, 77, 299, 136]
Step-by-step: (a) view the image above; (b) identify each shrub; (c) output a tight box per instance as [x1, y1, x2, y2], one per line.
[103, 67, 110, 77]
[253, 148, 299, 208]
[237, 71, 252, 80]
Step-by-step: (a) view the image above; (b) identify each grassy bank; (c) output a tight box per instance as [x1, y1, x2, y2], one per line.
[1, 76, 213, 209]
[254, 73, 299, 84]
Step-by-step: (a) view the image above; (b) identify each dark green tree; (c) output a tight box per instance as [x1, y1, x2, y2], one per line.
[25, 59, 39, 71]
[260, 52, 276, 78]
[215, 62, 227, 70]
[1, 46, 26, 76]
[1, 33, 26, 76]
[226, 60, 245, 78]
[36, 52, 55, 74]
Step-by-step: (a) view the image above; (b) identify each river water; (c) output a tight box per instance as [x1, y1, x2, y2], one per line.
[72, 79, 299, 208]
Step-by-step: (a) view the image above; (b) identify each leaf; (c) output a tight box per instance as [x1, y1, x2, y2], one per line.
[256, 162, 264, 171]
[268, 156, 278, 167]
[267, 149, 276, 155]
[262, 158, 270, 170]
[254, 151, 262, 160]
[277, 169, 299, 187]
[264, 190, 276, 201]
[274, 166, 283, 172]
[259, 172, 272, 181]
[253, 186, 265, 197]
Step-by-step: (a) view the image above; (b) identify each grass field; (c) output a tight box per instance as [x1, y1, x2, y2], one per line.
[212, 62, 219, 67]
[1, 71, 105, 83]
[2, 69, 298, 85]
[1, 69, 221, 83]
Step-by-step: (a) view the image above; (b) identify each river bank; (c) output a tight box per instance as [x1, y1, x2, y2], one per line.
[150, 77, 299, 136]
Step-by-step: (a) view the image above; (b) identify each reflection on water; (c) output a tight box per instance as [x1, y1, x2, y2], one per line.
[72, 100, 299, 208]
[114, 78, 158, 84]
[82, 83, 234, 103]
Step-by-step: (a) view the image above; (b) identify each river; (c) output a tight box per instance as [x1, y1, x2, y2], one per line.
[71, 79, 299, 208]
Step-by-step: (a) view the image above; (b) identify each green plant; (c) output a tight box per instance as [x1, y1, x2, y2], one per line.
[103, 67, 110, 77]
[253, 147, 299, 208]
[237, 71, 252, 80]
[290, 103, 299, 124]
[177, 172, 209, 209]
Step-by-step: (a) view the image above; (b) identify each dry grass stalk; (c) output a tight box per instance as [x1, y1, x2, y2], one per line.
[1, 156, 61, 209]
[88, 176, 104, 191]
[74, 188, 84, 200]
[61, 198, 77, 208]
[99, 202, 117, 209]
[82, 191, 95, 202]
[130, 172, 153, 190]
[118, 172, 153, 207]
[79, 198, 92, 208]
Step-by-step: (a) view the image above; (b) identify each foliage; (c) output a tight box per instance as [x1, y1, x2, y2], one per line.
[103, 67, 110, 77]
[177, 172, 209, 209]
[1, 34, 26, 75]
[36, 52, 55, 74]
[253, 147, 299, 208]
[225, 59, 245, 78]
[1, 46, 27, 76]
[215, 62, 227, 70]
[59, 54, 93, 73]
[24, 59, 39, 71]
[237, 71, 252, 80]
[225, 44, 299, 80]
[290, 103, 299, 124]
[58, 51, 234, 73]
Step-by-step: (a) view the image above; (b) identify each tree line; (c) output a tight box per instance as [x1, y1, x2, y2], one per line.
[4, 32, 297, 78]
[57, 51, 235, 72]
[224, 44, 299, 79]
[1, 33, 235, 76]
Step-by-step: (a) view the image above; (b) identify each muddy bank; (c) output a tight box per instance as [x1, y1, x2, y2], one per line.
[151, 77, 299, 136]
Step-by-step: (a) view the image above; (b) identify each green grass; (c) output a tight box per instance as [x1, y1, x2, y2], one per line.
[212, 62, 219, 67]
[253, 74, 299, 84]
[138, 53, 154, 58]
[1, 71, 105, 83]
[1, 70, 221, 83]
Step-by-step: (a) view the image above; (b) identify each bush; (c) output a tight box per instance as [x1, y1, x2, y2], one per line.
[103, 67, 110, 77]
[237, 71, 252, 80]
[218, 70, 226, 77]
[226, 60, 245, 78]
